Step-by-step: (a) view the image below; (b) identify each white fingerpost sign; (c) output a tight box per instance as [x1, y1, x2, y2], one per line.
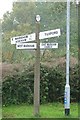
[39, 29, 61, 40]
[40, 43, 58, 49]
[11, 33, 35, 44]
[16, 43, 36, 49]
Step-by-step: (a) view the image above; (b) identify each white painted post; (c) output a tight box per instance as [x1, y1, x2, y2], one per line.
[64, 0, 70, 116]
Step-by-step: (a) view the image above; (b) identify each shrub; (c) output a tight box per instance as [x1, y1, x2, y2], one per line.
[2, 64, 79, 105]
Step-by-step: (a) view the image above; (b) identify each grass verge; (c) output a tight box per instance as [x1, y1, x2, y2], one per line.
[2, 102, 78, 118]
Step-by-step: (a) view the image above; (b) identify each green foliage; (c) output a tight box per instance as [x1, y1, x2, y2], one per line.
[40, 65, 65, 103]
[2, 69, 34, 105]
[2, 12, 13, 32]
[70, 65, 79, 102]
[2, 2, 36, 63]
[1, 2, 78, 63]
[2, 64, 79, 106]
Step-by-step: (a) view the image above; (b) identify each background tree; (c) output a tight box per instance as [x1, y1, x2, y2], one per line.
[1, 2, 78, 63]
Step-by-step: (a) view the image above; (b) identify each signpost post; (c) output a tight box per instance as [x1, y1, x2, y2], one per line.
[34, 15, 40, 116]
[64, 0, 70, 116]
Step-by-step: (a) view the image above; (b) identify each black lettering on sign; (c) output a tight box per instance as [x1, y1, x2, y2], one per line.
[15, 36, 28, 40]
[16, 39, 26, 43]
[53, 43, 56, 45]
[18, 45, 22, 47]
[23, 44, 34, 47]
[53, 31, 58, 34]
[45, 31, 58, 36]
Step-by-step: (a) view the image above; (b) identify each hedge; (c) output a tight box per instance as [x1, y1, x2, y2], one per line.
[2, 64, 79, 105]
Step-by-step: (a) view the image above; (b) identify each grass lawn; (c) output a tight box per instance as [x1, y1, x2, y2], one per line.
[2, 102, 78, 118]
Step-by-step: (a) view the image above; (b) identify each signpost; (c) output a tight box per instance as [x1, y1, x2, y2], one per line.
[11, 15, 60, 117]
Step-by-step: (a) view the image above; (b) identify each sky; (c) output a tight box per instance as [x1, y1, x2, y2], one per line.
[0, 0, 17, 19]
